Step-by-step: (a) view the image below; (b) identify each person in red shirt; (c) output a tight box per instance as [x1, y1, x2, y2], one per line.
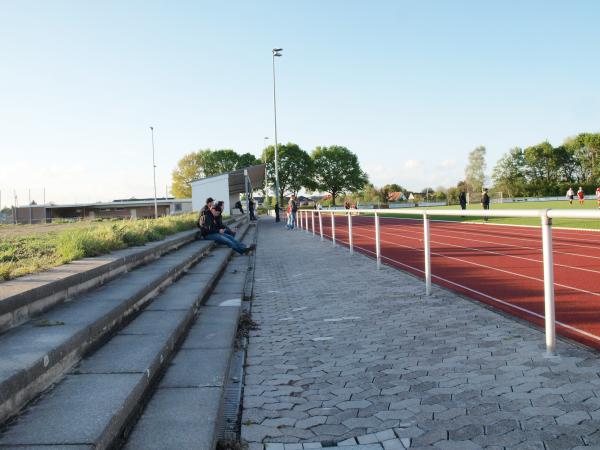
[596, 186, 600, 209]
[577, 186, 585, 205]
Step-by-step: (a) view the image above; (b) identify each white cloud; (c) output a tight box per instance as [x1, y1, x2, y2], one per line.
[403, 159, 422, 169]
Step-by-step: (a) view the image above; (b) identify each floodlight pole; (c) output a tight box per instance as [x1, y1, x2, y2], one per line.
[272, 48, 283, 222]
[150, 126, 158, 219]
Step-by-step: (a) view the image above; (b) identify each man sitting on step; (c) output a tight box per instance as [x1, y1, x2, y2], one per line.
[199, 202, 254, 255]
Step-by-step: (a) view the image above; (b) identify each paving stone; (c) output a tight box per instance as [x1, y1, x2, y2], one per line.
[555, 410, 591, 425]
[356, 433, 379, 444]
[381, 438, 405, 449]
[296, 416, 327, 429]
[433, 441, 481, 450]
[375, 429, 397, 442]
[448, 425, 483, 441]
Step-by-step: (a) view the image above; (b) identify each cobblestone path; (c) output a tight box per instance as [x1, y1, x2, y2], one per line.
[242, 219, 600, 450]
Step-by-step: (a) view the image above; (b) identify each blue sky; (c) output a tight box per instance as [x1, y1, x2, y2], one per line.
[1, 0, 599, 205]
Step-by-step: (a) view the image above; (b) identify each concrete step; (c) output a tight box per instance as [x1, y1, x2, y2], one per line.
[0, 222, 251, 449]
[0, 236, 220, 425]
[0, 228, 199, 334]
[123, 223, 257, 450]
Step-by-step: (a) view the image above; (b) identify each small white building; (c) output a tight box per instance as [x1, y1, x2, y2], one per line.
[190, 164, 266, 215]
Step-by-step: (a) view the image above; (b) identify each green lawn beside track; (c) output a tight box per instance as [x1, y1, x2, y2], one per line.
[373, 200, 600, 230]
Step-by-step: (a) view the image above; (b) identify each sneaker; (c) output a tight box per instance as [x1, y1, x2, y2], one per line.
[244, 244, 256, 254]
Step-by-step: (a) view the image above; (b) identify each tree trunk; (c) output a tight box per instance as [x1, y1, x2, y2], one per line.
[331, 191, 337, 206]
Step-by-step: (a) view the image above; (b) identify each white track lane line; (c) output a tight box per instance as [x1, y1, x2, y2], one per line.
[346, 229, 600, 299]
[376, 229, 600, 276]
[318, 230, 600, 344]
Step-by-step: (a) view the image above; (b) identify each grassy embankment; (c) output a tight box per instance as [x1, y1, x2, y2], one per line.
[0, 214, 198, 281]
[374, 200, 600, 230]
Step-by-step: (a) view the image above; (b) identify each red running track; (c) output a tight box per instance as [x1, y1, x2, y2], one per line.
[297, 212, 600, 350]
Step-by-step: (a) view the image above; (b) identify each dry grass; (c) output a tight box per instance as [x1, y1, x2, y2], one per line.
[0, 214, 198, 282]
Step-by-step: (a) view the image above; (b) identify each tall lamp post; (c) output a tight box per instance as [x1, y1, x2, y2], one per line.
[150, 126, 158, 219]
[272, 48, 283, 222]
[263, 136, 269, 211]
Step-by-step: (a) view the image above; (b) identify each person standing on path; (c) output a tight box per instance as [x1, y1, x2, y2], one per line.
[596, 186, 600, 209]
[459, 190, 467, 211]
[481, 188, 490, 222]
[286, 195, 298, 230]
[249, 198, 256, 221]
[566, 187, 575, 205]
[578, 186, 585, 205]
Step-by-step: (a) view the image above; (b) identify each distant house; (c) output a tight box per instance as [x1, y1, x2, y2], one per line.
[387, 191, 406, 202]
[13, 198, 192, 224]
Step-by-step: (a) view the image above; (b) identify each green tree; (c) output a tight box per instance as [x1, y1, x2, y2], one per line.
[237, 152, 261, 169]
[464, 146, 487, 194]
[312, 146, 368, 206]
[262, 143, 313, 201]
[565, 133, 600, 183]
[492, 147, 526, 197]
[171, 150, 211, 198]
[203, 149, 240, 176]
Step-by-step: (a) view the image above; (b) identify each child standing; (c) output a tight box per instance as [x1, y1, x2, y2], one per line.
[578, 187, 585, 205]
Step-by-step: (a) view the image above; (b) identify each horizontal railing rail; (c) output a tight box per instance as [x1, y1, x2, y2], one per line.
[292, 207, 600, 355]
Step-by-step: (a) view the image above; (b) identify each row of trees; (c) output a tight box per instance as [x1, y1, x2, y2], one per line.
[492, 133, 600, 197]
[171, 144, 368, 206]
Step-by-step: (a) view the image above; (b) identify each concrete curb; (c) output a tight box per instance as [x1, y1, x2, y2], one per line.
[0, 229, 197, 333]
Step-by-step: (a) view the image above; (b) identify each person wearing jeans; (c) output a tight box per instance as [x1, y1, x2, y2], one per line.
[286, 194, 298, 230]
[200, 204, 254, 254]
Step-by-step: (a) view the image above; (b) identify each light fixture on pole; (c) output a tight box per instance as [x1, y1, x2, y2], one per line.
[272, 47, 283, 222]
[150, 126, 158, 219]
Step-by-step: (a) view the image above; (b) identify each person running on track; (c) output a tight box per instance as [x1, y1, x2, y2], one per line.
[578, 186, 585, 205]
[596, 186, 600, 209]
[566, 186, 574, 205]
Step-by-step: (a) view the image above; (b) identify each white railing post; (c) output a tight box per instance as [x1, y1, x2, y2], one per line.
[300, 210, 304, 230]
[331, 212, 336, 246]
[541, 212, 556, 355]
[375, 212, 381, 269]
[305, 211, 309, 233]
[319, 211, 323, 241]
[348, 212, 353, 255]
[423, 212, 432, 296]
[311, 211, 315, 236]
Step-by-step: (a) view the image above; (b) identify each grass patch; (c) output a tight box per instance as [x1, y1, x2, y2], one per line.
[0, 214, 198, 282]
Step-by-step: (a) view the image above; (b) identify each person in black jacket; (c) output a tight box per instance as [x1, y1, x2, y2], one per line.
[200, 204, 254, 254]
[249, 198, 256, 221]
[216, 201, 236, 236]
[458, 191, 467, 210]
[481, 188, 490, 221]
[234, 200, 244, 214]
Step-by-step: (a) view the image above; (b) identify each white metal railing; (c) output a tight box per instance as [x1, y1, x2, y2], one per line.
[293, 207, 600, 355]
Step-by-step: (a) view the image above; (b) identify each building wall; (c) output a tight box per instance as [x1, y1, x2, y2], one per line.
[16, 206, 47, 224]
[191, 175, 230, 212]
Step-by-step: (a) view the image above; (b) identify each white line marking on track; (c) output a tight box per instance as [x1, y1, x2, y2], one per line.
[374, 228, 600, 276]
[346, 229, 600, 299]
